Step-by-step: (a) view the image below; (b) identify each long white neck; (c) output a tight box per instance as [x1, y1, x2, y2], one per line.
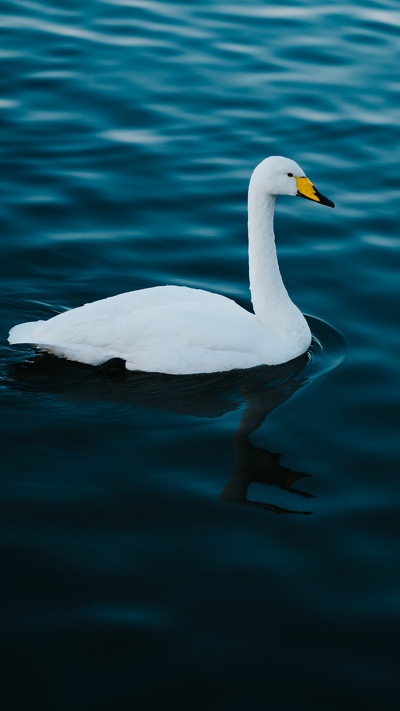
[248, 180, 294, 328]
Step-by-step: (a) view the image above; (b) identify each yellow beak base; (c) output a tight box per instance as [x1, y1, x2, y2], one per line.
[295, 176, 334, 208]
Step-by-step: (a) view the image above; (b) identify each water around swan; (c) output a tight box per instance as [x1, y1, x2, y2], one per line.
[1, 2, 399, 710]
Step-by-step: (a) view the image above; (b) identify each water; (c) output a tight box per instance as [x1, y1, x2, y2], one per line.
[1, 1, 399, 709]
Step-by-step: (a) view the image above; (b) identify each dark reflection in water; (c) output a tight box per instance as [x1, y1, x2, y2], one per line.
[221, 375, 313, 515]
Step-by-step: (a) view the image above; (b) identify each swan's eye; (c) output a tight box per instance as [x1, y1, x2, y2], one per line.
[287, 172, 294, 177]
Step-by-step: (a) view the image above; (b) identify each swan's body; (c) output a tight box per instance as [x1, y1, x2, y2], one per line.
[9, 156, 334, 375]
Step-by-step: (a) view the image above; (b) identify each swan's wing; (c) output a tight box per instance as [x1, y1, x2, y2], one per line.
[9, 286, 270, 374]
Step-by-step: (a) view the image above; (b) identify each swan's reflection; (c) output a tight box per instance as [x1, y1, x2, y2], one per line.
[8, 347, 315, 513]
[219, 355, 313, 514]
[222, 393, 313, 515]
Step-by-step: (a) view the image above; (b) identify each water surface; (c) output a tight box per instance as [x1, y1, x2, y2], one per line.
[1, 1, 400, 709]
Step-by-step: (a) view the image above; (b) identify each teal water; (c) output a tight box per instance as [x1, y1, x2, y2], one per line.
[1, 2, 400, 709]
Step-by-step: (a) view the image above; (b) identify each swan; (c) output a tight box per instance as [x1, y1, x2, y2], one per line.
[8, 156, 334, 375]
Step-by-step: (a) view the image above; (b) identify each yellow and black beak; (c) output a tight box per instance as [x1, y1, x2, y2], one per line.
[296, 176, 334, 208]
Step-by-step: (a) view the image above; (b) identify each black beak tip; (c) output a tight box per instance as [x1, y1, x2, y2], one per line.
[297, 191, 335, 208]
[324, 197, 335, 208]
[314, 187, 335, 208]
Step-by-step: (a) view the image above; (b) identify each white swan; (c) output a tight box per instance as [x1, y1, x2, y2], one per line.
[8, 156, 334, 375]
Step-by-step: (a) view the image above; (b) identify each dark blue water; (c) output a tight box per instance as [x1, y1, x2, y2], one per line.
[1, 1, 400, 709]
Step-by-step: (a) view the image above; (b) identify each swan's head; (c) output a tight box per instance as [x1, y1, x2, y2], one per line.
[251, 156, 334, 208]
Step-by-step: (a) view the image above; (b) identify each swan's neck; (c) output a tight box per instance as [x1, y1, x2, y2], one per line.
[248, 184, 298, 329]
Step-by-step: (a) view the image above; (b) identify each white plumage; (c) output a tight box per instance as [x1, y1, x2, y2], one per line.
[8, 156, 334, 375]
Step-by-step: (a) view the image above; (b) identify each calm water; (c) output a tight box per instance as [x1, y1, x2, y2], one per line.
[1, 1, 400, 709]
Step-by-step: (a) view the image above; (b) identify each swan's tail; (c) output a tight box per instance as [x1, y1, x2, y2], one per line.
[8, 321, 115, 366]
[8, 321, 43, 345]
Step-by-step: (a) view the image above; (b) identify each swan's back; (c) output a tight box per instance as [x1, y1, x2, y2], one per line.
[10, 285, 294, 374]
